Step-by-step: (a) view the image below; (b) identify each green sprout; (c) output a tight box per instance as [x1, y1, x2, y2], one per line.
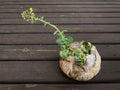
[21, 8, 92, 65]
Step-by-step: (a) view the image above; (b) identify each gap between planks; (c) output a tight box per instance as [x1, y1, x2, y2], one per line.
[1, 0, 120, 2]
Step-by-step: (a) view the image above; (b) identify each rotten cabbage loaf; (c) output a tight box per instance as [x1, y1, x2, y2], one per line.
[60, 43, 101, 81]
[21, 8, 101, 81]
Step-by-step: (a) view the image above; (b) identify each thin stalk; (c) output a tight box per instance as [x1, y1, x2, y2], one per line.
[36, 18, 64, 38]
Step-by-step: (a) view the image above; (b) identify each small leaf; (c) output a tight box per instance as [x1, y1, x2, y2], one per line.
[61, 45, 68, 50]
[80, 40, 85, 45]
[53, 31, 59, 35]
[62, 30, 68, 34]
[62, 30, 68, 32]
[41, 16, 44, 20]
[82, 41, 92, 54]
[59, 49, 69, 59]
[75, 56, 80, 61]
[61, 30, 68, 35]
[56, 37, 64, 45]
[66, 36, 73, 44]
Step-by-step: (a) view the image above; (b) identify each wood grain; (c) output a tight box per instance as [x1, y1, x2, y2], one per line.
[0, 84, 120, 90]
[1, 18, 120, 25]
[0, 33, 119, 44]
[0, 8, 120, 13]
[1, 5, 120, 8]
[0, 61, 119, 83]
[1, 2, 120, 5]
[0, 25, 120, 33]
[0, 0, 120, 2]
[1, 13, 120, 18]
[0, 45, 119, 60]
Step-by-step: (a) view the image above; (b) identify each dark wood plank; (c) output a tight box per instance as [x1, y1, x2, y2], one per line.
[0, 61, 119, 83]
[1, 18, 120, 25]
[0, 45, 119, 60]
[2, 13, 120, 18]
[0, 84, 120, 90]
[1, 13, 120, 18]
[0, 8, 120, 13]
[0, 45, 58, 60]
[0, 0, 120, 2]
[0, 25, 120, 33]
[1, 5, 120, 8]
[1, 2, 120, 5]
[0, 33, 119, 44]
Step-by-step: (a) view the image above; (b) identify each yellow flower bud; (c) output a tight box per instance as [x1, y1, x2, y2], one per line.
[29, 8, 33, 13]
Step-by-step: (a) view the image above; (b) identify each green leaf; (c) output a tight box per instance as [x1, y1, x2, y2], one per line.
[59, 49, 69, 59]
[61, 30, 68, 34]
[66, 36, 73, 44]
[75, 56, 81, 61]
[61, 45, 67, 50]
[80, 40, 85, 45]
[74, 48, 87, 65]
[82, 41, 92, 54]
[62, 30, 68, 32]
[53, 31, 59, 35]
[56, 36, 73, 45]
[56, 37, 65, 45]
[41, 16, 44, 20]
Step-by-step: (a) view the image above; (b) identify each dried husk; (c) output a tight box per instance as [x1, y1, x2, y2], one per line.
[59, 45, 101, 81]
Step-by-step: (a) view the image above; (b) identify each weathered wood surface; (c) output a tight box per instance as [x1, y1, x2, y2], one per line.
[1, 2, 120, 5]
[2, 13, 120, 18]
[0, 61, 119, 83]
[0, 84, 120, 90]
[0, 0, 120, 90]
[1, 0, 120, 2]
[1, 18, 120, 24]
[0, 33, 120, 44]
[1, 5, 120, 13]
[0, 45, 119, 60]
[0, 25, 120, 33]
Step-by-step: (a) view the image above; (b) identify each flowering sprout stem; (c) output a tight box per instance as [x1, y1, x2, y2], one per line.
[21, 8, 64, 39]
[21, 8, 92, 65]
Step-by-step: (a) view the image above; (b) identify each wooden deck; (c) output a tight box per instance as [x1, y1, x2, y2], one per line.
[0, 0, 120, 89]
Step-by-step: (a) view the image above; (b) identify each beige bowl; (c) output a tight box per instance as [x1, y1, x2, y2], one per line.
[59, 46, 101, 81]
